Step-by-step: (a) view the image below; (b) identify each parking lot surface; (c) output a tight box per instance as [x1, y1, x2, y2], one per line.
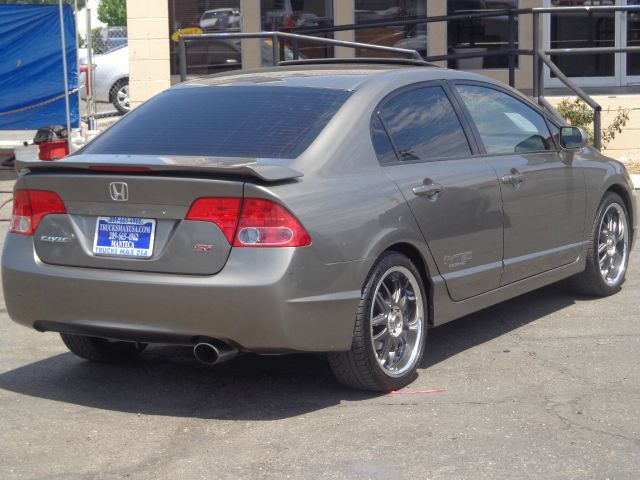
[0, 187, 638, 479]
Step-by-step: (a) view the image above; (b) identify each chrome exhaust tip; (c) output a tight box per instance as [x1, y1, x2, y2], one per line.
[193, 341, 238, 365]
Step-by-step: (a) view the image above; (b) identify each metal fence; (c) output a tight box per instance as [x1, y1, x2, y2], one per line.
[80, 12, 128, 133]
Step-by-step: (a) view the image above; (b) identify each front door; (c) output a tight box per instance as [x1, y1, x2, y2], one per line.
[372, 83, 504, 301]
[453, 82, 587, 285]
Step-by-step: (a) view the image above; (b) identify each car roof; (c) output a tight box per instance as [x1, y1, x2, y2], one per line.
[176, 63, 501, 92]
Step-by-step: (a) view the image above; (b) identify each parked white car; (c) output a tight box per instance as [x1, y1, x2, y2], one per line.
[199, 8, 240, 31]
[79, 44, 129, 115]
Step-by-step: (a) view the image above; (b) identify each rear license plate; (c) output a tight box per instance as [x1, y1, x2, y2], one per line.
[93, 216, 156, 258]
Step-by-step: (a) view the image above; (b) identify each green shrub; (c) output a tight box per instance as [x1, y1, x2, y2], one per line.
[556, 97, 629, 149]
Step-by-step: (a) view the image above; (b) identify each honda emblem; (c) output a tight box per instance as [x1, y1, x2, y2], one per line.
[109, 182, 129, 202]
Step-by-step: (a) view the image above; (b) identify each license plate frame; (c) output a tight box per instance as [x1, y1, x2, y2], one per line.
[92, 216, 156, 258]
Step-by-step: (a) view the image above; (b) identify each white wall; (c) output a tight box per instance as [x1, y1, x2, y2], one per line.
[76, 0, 106, 39]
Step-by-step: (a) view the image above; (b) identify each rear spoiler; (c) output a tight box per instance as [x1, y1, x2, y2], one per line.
[14, 154, 304, 182]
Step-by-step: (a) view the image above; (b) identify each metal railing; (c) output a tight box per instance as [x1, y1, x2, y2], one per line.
[177, 30, 422, 82]
[177, 5, 640, 151]
[531, 5, 640, 150]
[292, 8, 528, 88]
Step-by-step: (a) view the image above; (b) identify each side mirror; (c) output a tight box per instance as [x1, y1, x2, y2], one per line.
[559, 126, 589, 150]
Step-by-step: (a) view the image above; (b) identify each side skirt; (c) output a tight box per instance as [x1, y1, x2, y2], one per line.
[431, 249, 588, 327]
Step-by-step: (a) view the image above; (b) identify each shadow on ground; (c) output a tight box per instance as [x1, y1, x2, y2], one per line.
[0, 283, 593, 420]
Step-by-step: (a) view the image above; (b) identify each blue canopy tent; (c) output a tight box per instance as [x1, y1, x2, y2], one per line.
[0, 3, 78, 131]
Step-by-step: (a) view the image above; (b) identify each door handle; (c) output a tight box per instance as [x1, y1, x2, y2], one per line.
[413, 179, 444, 199]
[500, 168, 525, 187]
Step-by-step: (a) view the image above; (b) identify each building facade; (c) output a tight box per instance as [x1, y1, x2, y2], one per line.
[126, 1, 640, 108]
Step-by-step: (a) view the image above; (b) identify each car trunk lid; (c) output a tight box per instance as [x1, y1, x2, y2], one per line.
[18, 155, 302, 276]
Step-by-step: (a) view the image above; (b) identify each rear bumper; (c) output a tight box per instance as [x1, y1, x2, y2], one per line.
[2, 233, 372, 352]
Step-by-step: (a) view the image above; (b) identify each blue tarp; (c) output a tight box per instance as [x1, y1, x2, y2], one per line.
[0, 4, 78, 129]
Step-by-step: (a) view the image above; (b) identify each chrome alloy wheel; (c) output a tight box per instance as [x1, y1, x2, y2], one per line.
[597, 202, 629, 287]
[115, 84, 130, 112]
[370, 266, 424, 378]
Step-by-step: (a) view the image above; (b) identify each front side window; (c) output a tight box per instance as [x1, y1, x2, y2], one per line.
[378, 86, 471, 162]
[456, 84, 554, 155]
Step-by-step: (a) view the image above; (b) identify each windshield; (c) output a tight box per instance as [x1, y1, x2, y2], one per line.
[81, 86, 351, 159]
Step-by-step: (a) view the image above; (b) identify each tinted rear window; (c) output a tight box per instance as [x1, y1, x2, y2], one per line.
[82, 86, 351, 159]
[378, 86, 471, 161]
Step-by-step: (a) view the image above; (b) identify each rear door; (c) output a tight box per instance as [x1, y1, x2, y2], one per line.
[376, 83, 504, 301]
[452, 82, 586, 285]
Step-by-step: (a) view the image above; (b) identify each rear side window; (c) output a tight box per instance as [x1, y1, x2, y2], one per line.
[371, 115, 398, 164]
[378, 86, 471, 162]
[82, 86, 351, 159]
[456, 84, 554, 154]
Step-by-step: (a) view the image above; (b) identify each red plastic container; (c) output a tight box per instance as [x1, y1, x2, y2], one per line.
[38, 140, 69, 161]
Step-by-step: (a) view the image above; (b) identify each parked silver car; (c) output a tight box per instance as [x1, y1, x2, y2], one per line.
[199, 8, 240, 31]
[80, 41, 297, 111]
[3, 62, 636, 391]
[79, 44, 129, 114]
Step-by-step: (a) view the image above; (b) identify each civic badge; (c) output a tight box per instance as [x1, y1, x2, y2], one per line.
[109, 182, 129, 202]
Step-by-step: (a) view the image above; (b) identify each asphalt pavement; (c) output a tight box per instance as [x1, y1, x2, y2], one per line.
[0, 185, 638, 480]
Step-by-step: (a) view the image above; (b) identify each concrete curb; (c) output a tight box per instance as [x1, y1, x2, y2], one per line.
[631, 174, 640, 190]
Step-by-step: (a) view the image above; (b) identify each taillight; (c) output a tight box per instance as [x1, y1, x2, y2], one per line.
[184, 197, 311, 247]
[10, 189, 66, 235]
[185, 198, 242, 244]
[234, 199, 311, 248]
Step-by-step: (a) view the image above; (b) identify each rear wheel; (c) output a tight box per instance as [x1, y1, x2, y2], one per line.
[328, 252, 427, 391]
[60, 333, 146, 362]
[569, 192, 630, 297]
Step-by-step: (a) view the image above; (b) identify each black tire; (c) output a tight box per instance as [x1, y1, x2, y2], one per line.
[60, 333, 146, 362]
[568, 192, 631, 297]
[110, 78, 130, 115]
[328, 252, 428, 392]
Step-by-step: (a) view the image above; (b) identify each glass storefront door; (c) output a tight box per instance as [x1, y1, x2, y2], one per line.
[545, 0, 640, 87]
[354, 0, 428, 58]
[261, 0, 335, 59]
[622, 0, 640, 84]
[447, 0, 519, 70]
[168, 0, 242, 79]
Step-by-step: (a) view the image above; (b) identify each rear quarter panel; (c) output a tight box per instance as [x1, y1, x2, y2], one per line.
[249, 77, 444, 317]
[263, 79, 440, 268]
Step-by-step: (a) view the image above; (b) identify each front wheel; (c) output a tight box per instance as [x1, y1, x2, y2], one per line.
[328, 252, 427, 391]
[569, 192, 631, 297]
[110, 79, 130, 115]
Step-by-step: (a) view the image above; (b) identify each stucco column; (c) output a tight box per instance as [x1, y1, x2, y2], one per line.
[126, 0, 170, 108]
[427, 0, 447, 67]
[334, 0, 355, 58]
[514, 0, 538, 91]
[240, 0, 261, 70]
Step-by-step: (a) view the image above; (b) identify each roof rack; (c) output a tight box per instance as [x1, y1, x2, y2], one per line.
[278, 58, 438, 68]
